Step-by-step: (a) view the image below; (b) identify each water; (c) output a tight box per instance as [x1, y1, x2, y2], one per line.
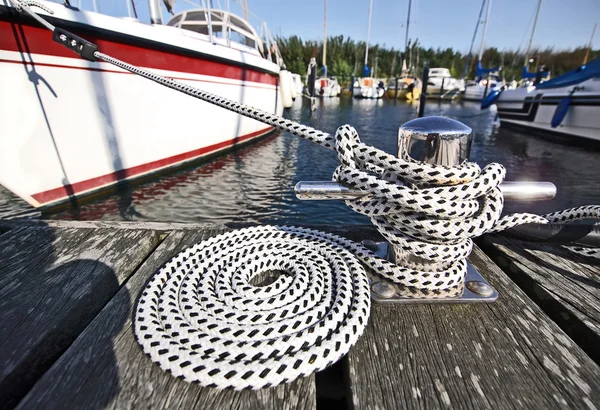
[1, 98, 599, 224]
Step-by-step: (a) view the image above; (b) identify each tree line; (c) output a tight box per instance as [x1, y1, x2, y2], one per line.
[277, 35, 599, 86]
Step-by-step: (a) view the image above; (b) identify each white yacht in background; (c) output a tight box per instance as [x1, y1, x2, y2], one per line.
[480, 0, 600, 141]
[0, 0, 287, 210]
[353, 77, 386, 98]
[489, 58, 600, 141]
[316, 76, 342, 97]
[463, 72, 503, 101]
[426, 68, 464, 99]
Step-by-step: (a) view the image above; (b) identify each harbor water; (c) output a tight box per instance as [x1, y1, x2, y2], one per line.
[1, 98, 599, 224]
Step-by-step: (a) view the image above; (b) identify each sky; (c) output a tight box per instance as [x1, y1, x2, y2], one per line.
[88, 0, 599, 52]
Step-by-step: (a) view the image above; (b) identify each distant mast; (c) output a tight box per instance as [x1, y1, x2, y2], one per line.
[323, 0, 327, 76]
[403, 0, 411, 75]
[583, 23, 597, 65]
[364, 0, 373, 72]
[477, 0, 492, 63]
[524, 0, 543, 70]
[242, 0, 249, 21]
[463, 0, 487, 79]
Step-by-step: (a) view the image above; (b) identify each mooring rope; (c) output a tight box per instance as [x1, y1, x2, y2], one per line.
[135, 226, 371, 389]
[9, 0, 600, 389]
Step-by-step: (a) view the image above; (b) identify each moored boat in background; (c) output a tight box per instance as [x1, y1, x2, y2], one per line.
[352, 0, 385, 99]
[0, 0, 285, 209]
[316, 76, 341, 97]
[426, 68, 464, 99]
[461, 0, 503, 102]
[463, 73, 503, 101]
[491, 58, 600, 141]
[314, 0, 341, 98]
[387, 77, 421, 101]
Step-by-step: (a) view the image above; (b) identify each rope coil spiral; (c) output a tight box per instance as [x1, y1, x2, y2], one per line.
[134, 226, 371, 390]
[8, 0, 600, 388]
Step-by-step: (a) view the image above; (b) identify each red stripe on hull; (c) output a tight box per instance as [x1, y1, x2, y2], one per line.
[31, 127, 274, 205]
[0, 20, 277, 85]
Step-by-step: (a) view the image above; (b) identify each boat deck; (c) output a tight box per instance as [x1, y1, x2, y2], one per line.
[0, 220, 598, 409]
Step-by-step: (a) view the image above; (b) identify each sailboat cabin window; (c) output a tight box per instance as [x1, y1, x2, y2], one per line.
[167, 9, 259, 50]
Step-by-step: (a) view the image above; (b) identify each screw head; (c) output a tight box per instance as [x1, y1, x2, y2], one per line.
[372, 281, 397, 298]
[466, 281, 495, 297]
[361, 239, 378, 251]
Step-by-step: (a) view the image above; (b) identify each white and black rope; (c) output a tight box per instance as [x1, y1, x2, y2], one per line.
[9, 1, 600, 389]
[134, 226, 371, 390]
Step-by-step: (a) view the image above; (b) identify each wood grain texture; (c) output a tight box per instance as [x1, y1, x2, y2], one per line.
[0, 219, 226, 231]
[18, 227, 316, 410]
[479, 234, 600, 364]
[346, 246, 600, 410]
[0, 224, 161, 409]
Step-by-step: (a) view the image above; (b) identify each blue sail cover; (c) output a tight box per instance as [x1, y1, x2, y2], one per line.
[322, 64, 327, 77]
[537, 57, 600, 89]
[475, 60, 500, 79]
[363, 64, 371, 77]
[521, 65, 550, 79]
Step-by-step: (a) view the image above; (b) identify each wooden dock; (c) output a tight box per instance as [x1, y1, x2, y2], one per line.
[0, 220, 599, 409]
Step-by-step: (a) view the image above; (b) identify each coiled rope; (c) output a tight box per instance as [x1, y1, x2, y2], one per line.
[135, 226, 371, 389]
[9, 0, 600, 389]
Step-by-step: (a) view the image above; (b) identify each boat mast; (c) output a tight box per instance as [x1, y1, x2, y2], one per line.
[583, 23, 597, 64]
[365, 0, 373, 67]
[462, 0, 486, 79]
[148, 0, 163, 24]
[403, 0, 412, 76]
[242, 0, 249, 21]
[323, 0, 327, 75]
[477, 0, 492, 63]
[524, 0, 542, 69]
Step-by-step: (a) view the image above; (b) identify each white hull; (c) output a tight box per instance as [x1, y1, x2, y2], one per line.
[353, 86, 385, 99]
[426, 68, 464, 99]
[495, 80, 600, 141]
[291, 73, 304, 96]
[462, 84, 501, 101]
[0, 2, 283, 209]
[315, 77, 341, 97]
[352, 78, 386, 99]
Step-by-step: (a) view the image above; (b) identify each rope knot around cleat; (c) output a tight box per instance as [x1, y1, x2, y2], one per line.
[134, 226, 371, 390]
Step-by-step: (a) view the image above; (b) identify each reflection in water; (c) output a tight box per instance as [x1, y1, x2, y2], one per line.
[1, 98, 599, 224]
[47, 131, 301, 223]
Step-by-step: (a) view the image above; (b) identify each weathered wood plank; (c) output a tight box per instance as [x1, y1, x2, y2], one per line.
[346, 245, 600, 410]
[479, 234, 600, 364]
[0, 224, 162, 409]
[17, 227, 316, 410]
[0, 218, 226, 231]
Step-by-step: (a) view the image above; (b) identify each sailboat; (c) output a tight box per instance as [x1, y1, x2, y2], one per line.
[483, 0, 600, 142]
[353, 0, 385, 99]
[387, 0, 421, 101]
[0, 0, 286, 209]
[463, 0, 503, 101]
[315, 0, 341, 97]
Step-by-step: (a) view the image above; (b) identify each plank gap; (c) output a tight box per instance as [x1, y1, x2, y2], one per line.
[315, 360, 348, 410]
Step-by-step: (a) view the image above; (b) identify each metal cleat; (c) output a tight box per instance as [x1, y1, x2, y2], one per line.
[294, 117, 557, 304]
